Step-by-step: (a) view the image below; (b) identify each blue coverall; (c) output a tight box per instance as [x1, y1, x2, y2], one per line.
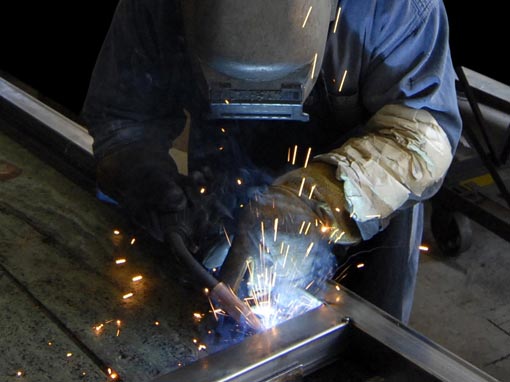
[82, 0, 462, 323]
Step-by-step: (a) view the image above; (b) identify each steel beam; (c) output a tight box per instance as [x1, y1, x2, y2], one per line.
[154, 283, 500, 382]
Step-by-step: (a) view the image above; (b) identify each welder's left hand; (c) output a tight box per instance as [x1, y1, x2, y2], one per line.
[221, 162, 361, 292]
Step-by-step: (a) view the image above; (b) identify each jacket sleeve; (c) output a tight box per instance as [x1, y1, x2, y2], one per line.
[316, 0, 462, 240]
[81, 0, 190, 159]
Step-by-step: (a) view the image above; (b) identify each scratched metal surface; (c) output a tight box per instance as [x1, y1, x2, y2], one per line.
[0, 128, 211, 382]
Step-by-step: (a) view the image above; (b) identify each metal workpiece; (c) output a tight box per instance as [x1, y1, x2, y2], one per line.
[321, 285, 501, 382]
[155, 283, 500, 382]
[0, 76, 96, 189]
[153, 302, 349, 382]
[0, 76, 93, 155]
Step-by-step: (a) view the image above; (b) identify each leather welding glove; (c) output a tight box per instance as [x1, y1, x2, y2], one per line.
[221, 161, 361, 293]
[96, 142, 210, 248]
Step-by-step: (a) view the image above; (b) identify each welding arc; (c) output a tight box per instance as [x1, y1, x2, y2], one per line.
[166, 233, 264, 331]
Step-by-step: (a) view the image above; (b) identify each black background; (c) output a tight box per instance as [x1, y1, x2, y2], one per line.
[0, 2, 507, 115]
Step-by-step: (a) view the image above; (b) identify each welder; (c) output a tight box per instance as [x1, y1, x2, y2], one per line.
[81, 0, 462, 324]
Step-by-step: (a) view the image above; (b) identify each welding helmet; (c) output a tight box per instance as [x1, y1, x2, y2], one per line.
[182, 0, 337, 122]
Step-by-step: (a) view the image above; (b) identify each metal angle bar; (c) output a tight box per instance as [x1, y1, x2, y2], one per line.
[456, 67, 499, 164]
[0, 77, 93, 155]
[321, 285, 500, 382]
[152, 305, 350, 382]
[456, 67, 510, 208]
[155, 283, 499, 382]
[500, 122, 510, 164]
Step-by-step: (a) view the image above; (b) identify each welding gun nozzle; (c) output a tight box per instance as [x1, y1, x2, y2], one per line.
[210, 282, 264, 332]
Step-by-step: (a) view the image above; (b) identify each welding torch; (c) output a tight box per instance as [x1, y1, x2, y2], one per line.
[165, 232, 264, 332]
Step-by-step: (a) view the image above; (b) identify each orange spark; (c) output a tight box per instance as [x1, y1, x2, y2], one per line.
[260, 221, 266, 250]
[311, 53, 318, 79]
[304, 147, 312, 168]
[223, 226, 232, 247]
[292, 145, 298, 165]
[298, 177, 306, 197]
[282, 244, 290, 268]
[333, 7, 342, 33]
[308, 184, 316, 199]
[304, 221, 312, 235]
[108, 368, 118, 380]
[122, 292, 134, 300]
[115, 258, 126, 265]
[305, 242, 314, 257]
[338, 70, 348, 92]
[302, 6, 313, 28]
[299, 221, 306, 234]
[132, 275, 143, 282]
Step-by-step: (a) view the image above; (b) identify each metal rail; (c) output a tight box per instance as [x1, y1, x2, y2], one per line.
[154, 283, 500, 382]
[0, 76, 93, 155]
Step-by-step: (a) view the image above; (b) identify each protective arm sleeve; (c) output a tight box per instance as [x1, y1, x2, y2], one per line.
[316, 104, 452, 230]
[317, 0, 461, 240]
[81, 0, 190, 159]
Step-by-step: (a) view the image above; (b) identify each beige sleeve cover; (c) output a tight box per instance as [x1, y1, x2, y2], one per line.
[316, 104, 453, 222]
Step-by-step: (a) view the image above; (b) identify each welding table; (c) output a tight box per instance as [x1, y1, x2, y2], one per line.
[0, 74, 502, 382]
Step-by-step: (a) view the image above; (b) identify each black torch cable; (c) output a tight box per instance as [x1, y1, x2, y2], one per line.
[166, 232, 219, 289]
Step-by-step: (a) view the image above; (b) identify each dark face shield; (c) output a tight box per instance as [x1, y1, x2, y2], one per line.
[182, 0, 337, 121]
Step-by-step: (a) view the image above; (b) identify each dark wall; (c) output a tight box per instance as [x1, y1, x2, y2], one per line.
[444, 1, 508, 86]
[0, 2, 119, 115]
[0, 2, 507, 115]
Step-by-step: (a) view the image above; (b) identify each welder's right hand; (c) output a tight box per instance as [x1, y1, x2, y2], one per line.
[96, 142, 188, 242]
[221, 162, 362, 292]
